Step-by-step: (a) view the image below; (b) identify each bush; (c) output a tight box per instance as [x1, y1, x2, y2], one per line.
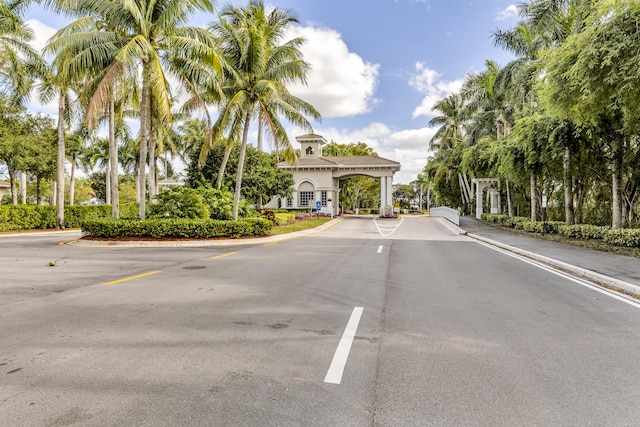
[0, 204, 139, 231]
[200, 187, 256, 220]
[603, 229, 640, 247]
[81, 217, 272, 239]
[148, 187, 210, 219]
[482, 214, 529, 229]
[558, 224, 610, 240]
[273, 213, 295, 225]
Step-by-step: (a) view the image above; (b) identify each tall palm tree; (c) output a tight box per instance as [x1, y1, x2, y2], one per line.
[44, 0, 216, 219]
[206, 1, 321, 220]
[39, 56, 78, 229]
[428, 93, 466, 151]
[0, 1, 45, 105]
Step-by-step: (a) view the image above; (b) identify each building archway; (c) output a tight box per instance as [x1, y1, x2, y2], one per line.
[266, 134, 401, 216]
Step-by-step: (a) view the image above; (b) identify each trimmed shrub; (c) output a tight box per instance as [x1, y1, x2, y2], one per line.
[148, 187, 210, 219]
[558, 224, 610, 240]
[273, 213, 296, 225]
[0, 203, 140, 231]
[603, 229, 640, 247]
[81, 218, 272, 239]
[520, 220, 563, 234]
[482, 214, 529, 229]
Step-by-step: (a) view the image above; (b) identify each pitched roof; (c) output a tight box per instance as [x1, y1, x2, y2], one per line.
[0, 180, 9, 188]
[279, 155, 400, 168]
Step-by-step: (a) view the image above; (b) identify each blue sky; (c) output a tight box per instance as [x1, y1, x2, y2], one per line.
[24, 0, 519, 183]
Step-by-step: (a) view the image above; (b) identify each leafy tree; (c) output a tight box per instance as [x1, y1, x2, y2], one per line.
[538, 1, 640, 228]
[0, 0, 46, 104]
[45, 0, 217, 219]
[187, 139, 294, 206]
[205, 1, 320, 220]
[393, 184, 416, 210]
[0, 98, 27, 203]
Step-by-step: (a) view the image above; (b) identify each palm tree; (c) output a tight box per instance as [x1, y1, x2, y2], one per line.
[39, 56, 78, 229]
[0, 1, 46, 105]
[428, 93, 466, 151]
[65, 126, 87, 205]
[206, 1, 321, 220]
[44, 0, 217, 219]
[504, 0, 593, 224]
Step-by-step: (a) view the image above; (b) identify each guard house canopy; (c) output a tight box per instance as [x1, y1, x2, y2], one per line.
[265, 134, 401, 216]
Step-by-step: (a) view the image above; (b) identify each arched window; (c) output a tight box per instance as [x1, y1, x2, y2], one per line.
[298, 181, 315, 207]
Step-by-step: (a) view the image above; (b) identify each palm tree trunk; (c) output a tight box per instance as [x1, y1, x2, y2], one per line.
[611, 136, 623, 229]
[9, 168, 17, 205]
[530, 172, 538, 221]
[70, 159, 76, 206]
[148, 130, 157, 201]
[233, 111, 252, 221]
[105, 162, 111, 205]
[20, 171, 26, 204]
[36, 177, 41, 205]
[109, 94, 119, 218]
[257, 118, 263, 210]
[563, 146, 575, 225]
[216, 143, 233, 190]
[56, 91, 65, 229]
[138, 62, 150, 220]
[506, 179, 513, 217]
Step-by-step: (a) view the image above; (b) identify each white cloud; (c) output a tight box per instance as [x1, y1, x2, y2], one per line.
[409, 62, 463, 119]
[288, 122, 436, 183]
[496, 5, 519, 21]
[287, 25, 380, 118]
[26, 19, 57, 56]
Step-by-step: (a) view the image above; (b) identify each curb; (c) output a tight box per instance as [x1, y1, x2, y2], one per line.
[467, 232, 640, 298]
[64, 217, 344, 248]
[436, 217, 467, 235]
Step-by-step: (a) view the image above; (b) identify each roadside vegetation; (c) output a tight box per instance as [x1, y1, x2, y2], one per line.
[0, 0, 327, 238]
[424, 1, 640, 232]
[483, 214, 640, 257]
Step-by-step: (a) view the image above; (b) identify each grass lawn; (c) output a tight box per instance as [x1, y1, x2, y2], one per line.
[270, 217, 334, 235]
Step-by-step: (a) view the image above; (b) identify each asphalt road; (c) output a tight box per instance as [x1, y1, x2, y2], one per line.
[2, 217, 640, 426]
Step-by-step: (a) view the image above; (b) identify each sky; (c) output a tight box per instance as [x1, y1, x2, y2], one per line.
[23, 0, 519, 184]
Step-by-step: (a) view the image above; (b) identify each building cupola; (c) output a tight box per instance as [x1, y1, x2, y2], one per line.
[296, 133, 327, 158]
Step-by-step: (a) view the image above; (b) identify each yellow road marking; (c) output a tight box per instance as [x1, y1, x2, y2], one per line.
[104, 270, 161, 285]
[212, 251, 237, 259]
[264, 238, 294, 246]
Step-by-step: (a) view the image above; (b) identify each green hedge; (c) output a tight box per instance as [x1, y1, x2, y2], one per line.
[482, 213, 640, 248]
[81, 217, 272, 239]
[482, 214, 529, 229]
[603, 229, 640, 247]
[0, 203, 139, 231]
[520, 220, 564, 234]
[558, 224, 610, 240]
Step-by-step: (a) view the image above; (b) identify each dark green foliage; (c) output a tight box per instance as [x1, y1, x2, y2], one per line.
[148, 187, 210, 219]
[0, 203, 138, 230]
[187, 141, 294, 204]
[81, 218, 272, 239]
[200, 187, 255, 220]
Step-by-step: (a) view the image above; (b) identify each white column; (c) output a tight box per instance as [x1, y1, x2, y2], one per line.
[475, 183, 484, 219]
[386, 175, 393, 206]
[380, 176, 386, 212]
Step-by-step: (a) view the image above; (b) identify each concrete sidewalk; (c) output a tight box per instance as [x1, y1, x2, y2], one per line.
[457, 216, 640, 296]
